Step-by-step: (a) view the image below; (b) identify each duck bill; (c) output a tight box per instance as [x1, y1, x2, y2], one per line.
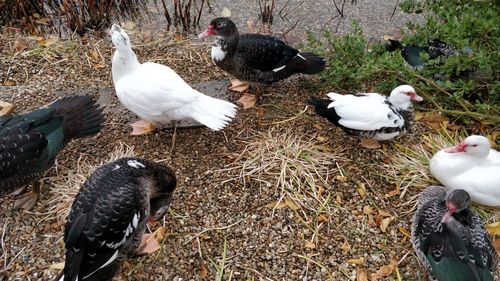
[411, 93, 423, 102]
[198, 26, 215, 39]
[444, 142, 467, 153]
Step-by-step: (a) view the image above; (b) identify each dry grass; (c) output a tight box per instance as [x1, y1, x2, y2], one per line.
[219, 126, 346, 216]
[41, 143, 136, 222]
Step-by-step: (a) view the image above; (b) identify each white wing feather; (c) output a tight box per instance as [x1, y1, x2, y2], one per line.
[326, 93, 402, 131]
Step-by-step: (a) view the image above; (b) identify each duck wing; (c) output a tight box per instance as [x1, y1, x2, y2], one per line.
[237, 33, 299, 72]
[61, 165, 146, 281]
[326, 93, 404, 131]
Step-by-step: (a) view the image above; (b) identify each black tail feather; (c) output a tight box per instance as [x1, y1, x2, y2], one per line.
[307, 96, 341, 125]
[49, 95, 105, 142]
[294, 52, 326, 74]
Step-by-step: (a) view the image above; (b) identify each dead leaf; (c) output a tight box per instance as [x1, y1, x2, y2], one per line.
[360, 138, 381, 149]
[49, 262, 65, 270]
[266, 201, 287, 209]
[313, 123, 322, 130]
[356, 268, 369, 281]
[316, 135, 329, 142]
[494, 237, 500, 252]
[336, 175, 347, 182]
[336, 194, 342, 204]
[356, 183, 366, 199]
[347, 257, 364, 265]
[221, 7, 231, 17]
[123, 21, 136, 30]
[318, 214, 329, 223]
[3, 80, 16, 86]
[255, 107, 266, 117]
[200, 262, 208, 278]
[246, 19, 256, 33]
[284, 197, 301, 210]
[88, 49, 99, 61]
[363, 205, 373, 215]
[379, 217, 394, 233]
[399, 227, 410, 238]
[14, 39, 27, 52]
[304, 241, 316, 249]
[341, 240, 351, 253]
[378, 210, 392, 217]
[384, 188, 400, 198]
[486, 222, 500, 236]
[135, 226, 166, 255]
[371, 259, 397, 280]
[420, 111, 449, 130]
[38, 37, 58, 47]
[238, 93, 257, 109]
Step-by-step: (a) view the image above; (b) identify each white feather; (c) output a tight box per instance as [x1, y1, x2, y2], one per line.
[82, 250, 119, 280]
[127, 160, 145, 169]
[112, 32, 237, 131]
[211, 45, 226, 62]
[272, 65, 286, 72]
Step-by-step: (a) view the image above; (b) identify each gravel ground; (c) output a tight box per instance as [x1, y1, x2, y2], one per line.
[0, 10, 498, 281]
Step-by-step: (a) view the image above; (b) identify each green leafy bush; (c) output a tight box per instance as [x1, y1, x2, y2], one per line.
[306, 0, 500, 125]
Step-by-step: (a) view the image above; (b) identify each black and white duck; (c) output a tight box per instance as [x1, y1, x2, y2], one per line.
[54, 157, 177, 281]
[307, 85, 422, 146]
[198, 17, 326, 92]
[411, 186, 497, 281]
[0, 95, 104, 209]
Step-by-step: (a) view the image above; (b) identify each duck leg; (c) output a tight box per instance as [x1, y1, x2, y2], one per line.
[229, 79, 250, 93]
[169, 121, 177, 157]
[0, 100, 15, 116]
[13, 183, 39, 210]
[130, 120, 156, 136]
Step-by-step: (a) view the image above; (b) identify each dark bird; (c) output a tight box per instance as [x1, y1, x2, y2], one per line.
[411, 186, 497, 281]
[385, 39, 462, 70]
[0, 95, 105, 209]
[55, 157, 177, 281]
[198, 17, 326, 92]
[307, 85, 422, 145]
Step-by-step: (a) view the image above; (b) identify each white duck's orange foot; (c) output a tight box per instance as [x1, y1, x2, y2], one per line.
[14, 191, 38, 210]
[359, 138, 382, 149]
[130, 120, 156, 135]
[0, 100, 15, 116]
[229, 79, 250, 93]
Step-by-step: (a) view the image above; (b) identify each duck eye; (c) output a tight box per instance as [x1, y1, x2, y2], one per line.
[472, 144, 477, 147]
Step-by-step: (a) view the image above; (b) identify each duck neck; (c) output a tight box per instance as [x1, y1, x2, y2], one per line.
[112, 48, 140, 84]
[213, 33, 238, 62]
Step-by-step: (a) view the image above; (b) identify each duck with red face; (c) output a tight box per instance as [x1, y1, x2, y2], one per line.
[199, 17, 325, 93]
[430, 135, 500, 206]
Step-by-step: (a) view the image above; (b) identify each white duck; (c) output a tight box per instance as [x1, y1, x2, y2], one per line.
[110, 24, 237, 136]
[308, 85, 423, 146]
[430, 135, 500, 207]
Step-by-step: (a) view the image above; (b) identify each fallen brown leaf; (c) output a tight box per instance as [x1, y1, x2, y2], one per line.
[49, 262, 65, 270]
[357, 183, 367, 199]
[420, 111, 449, 130]
[304, 241, 316, 249]
[360, 138, 381, 149]
[363, 205, 374, 215]
[347, 257, 364, 265]
[284, 197, 301, 210]
[379, 217, 394, 233]
[238, 93, 257, 109]
[14, 39, 27, 52]
[266, 200, 287, 209]
[371, 259, 397, 280]
[341, 240, 351, 253]
[356, 268, 370, 281]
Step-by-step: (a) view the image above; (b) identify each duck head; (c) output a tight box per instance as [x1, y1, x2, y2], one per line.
[444, 135, 490, 158]
[198, 17, 237, 39]
[148, 162, 177, 221]
[388, 85, 423, 109]
[442, 189, 471, 223]
[109, 24, 132, 52]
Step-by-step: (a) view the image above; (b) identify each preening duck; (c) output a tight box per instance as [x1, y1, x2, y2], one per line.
[198, 17, 325, 92]
[110, 24, 237, 136]
[429, 135, 500, 207]
[55, 157, 177, 281]
[411, 186, 497, 281]
[308, 85, 422, 144]
[0, 95, 104, 209]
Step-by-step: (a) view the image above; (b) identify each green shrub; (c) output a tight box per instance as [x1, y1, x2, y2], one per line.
[306, 0, 500, 125]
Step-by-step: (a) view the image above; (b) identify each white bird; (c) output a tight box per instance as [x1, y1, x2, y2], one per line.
[110, 24, 237, 136]
[429, 135, 500, 207]
[308, 85, 423, 146]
